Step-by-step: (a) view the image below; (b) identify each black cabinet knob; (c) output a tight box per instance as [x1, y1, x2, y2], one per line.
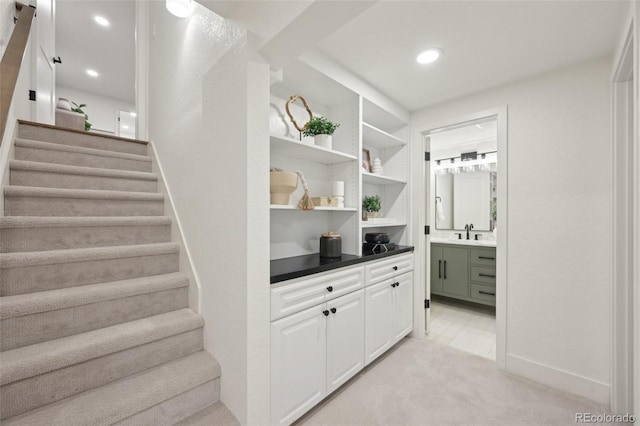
[326, 286, 333, 292]
[330, 308, 337, 314]
[323, 310, 330, 316]
[392, 266, 398, 271]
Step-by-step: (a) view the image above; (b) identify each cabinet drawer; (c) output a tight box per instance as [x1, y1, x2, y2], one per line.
[271, 266, 364, 321]
[470, 283, 496, 305]
[365, 254, 413, 285]
[470, 248, 496, 267]
[470, 265, 496, 285]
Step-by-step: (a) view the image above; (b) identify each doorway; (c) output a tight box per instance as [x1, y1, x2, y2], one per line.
[420, 107, 507, 368]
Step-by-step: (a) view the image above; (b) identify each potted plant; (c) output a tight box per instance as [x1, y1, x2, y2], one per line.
[302, 116, 340, 149]
[71, 102, 92, 131]
[362, 195, 381, 220]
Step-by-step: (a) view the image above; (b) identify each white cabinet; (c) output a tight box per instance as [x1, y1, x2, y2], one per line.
[364, 272, 413, 366]
[391, 272, 413, 343]
[271, 266, 363, 321]
[270, 253, 413, 425]
[271, 287, 365, 426]
[364, 280, 393, 364]
[271, 305, 327, 426]
[326, 290, 365, 394]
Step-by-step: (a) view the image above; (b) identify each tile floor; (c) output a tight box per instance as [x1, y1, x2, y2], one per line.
[426, 296, 496, 360]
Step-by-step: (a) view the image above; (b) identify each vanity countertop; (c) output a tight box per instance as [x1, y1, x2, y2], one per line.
[271, 246, 414, 284]
[431, 237, 496, 248]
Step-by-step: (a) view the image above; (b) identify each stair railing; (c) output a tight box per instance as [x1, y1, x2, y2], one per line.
[0, 2, 36, 144]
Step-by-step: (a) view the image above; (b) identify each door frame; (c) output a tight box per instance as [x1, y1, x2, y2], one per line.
[413, 106, 507, 369]
[610, 8, 638, 415]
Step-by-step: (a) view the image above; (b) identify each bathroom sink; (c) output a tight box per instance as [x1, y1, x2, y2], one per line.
[430, 236, 496, 247]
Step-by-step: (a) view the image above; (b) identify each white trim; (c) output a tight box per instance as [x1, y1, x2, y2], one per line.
[506, 354, 610, 405]
[135, 0, 149, 141]
[411, 106, 508, 371]
[147, 141, 203, 313]
[610, 5, 637, 415]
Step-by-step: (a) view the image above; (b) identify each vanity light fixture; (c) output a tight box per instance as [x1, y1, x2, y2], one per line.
[166, 0, 193, 18]
[416, 48, 443, 64]
[94, 16, 109, 27]
[86, 69, 99, 77]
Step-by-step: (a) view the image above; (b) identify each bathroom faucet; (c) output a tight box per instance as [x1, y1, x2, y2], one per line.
[465, 224, 474, 240]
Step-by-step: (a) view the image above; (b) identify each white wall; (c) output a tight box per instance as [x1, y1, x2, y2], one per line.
[0, 0, 16, 59]
[55, 85, 134, 135]
[146, 2, 270, 423]
[412, 56, 612, 403]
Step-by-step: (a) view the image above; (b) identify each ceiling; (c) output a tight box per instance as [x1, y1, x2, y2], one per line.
[315, 1, 630, 111]
[54, 1, 629, 112]
[56, 0, 135, 104]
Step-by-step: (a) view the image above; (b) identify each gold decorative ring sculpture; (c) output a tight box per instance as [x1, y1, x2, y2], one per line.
[285, 94, 313, 132]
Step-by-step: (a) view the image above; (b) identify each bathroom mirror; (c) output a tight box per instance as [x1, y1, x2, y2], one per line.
[429, 116, 498, 232]
[435, 170, 496, 231]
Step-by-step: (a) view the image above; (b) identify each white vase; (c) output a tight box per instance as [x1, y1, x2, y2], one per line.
[314, 134, 332, 149]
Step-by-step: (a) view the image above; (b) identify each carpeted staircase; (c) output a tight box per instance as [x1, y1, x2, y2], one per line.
[0, 121, 237, 425]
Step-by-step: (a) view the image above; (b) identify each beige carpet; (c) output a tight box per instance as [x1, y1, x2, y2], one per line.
[297, 337, 610, 426]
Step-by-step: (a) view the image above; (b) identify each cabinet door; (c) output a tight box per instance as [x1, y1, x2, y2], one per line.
[326, 290, 365, 394]
[442, 246, 469, 297]
[364, 280, 393, 366]
[271, 305, 327, 426]
[392, 272, 413, 344]
[365, 253, 414, 286]
[430, 247, 443, 294]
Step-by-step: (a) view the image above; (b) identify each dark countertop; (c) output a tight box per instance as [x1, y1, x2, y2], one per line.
[271, 245, 414, 284]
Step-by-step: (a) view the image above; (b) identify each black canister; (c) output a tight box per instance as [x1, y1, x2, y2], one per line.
[320, 232, 342, 258]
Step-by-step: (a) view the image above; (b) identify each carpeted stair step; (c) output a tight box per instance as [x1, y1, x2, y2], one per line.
[0, 216, 172, 253]
[0, 243, 180, 296]
[15, 138, 152, 172]
[18, 120, 148, 156]
[0, 309, 207, 421]
[0, 272, 190, 351]
[10, 160, 158, 192]
[4, 186, 165, 217]
[2, 350, 219, 426]
[176, 401, 239, 426]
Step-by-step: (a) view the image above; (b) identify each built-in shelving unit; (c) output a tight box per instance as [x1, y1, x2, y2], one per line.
[360, 97, 409, 249]
[361, 122, 406, 149]
[269, 58, 410, 259]
[270, 134, 357, 164]
[362, 172, 406, 185]
[270, 205, 358, 212]
[361, 222, 407, 228]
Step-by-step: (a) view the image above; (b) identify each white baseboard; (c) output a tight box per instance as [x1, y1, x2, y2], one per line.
[506, 354, 610, 405]
[147, 141, 202, 313]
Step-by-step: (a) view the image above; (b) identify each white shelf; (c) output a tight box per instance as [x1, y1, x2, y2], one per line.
[362, 122, 406, 149]
[271, 205, 357, 212]
[270, 134, 357, 164]
[362, 172, 406, 185]
[361, 221, 407, 228]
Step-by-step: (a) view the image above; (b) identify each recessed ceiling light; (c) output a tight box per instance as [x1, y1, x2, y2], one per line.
[166, 0, 193, 18]
[416, 48, 443, 64]
[94, 16, 109, 27]
[86, 69, 99, 77]
[129, 112, 137, 117]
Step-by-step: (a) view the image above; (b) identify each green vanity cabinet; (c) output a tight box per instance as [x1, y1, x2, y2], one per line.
[431, 243, 496, 306]
[430, 245, 469, 298]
